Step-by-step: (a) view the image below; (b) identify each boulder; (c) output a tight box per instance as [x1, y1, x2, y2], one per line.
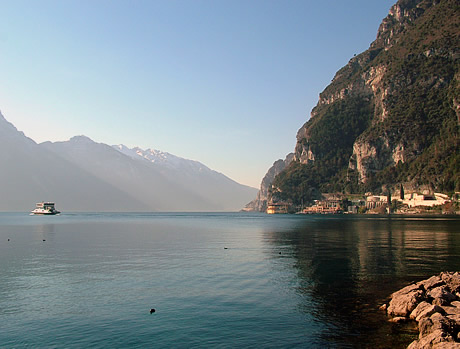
[415, 305, 447, 323]
[446, 315, 460, 324]
[390, 316, 410, 323]
[441, 272, 460, 293]
[432, 342, 460, 348]
[407, 330, 456, 349]
[442, 306, 460, 317]
[388, 286, 424, 317]
[419, 275, 444, 291]
[386, 272, 460, 348]
[429, 286, 457, 306]
[392, 283, 424, 298]
[411, 302, 432, 320]
[419, 313, 457, 338]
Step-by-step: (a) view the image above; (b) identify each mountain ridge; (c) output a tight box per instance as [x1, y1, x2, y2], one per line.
[0, 112, 149, 211]
[0, 111, 257, 212]
[247, 0, 459, 210]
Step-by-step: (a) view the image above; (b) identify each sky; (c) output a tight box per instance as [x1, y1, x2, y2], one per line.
[0, 0, 396, 188]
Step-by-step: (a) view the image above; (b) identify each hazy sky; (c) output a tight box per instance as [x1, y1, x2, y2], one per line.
[0, 0, 395, 188]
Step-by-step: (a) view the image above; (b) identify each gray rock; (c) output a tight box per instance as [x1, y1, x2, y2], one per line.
[388, 273, 460, 348]
[415, 305, 447, 323]
[388, 285, 424, 317]
[432, 342, 460, 348]
[419, 275, 444, 291]
[435, 313, 458, 343]
[441, 272, 460, 294]
[442, 306, 460, 316]
[419, 313, 455, 338]
[429, 286, 457, 306]
[392, 283, 423, 298]
[389, 316, 410, 323]
[449, 312, 460, 319]
[408, 330, 456, 349]
[411, 302, 432, 320]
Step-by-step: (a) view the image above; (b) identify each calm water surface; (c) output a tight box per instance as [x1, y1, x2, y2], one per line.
[0, 212, 459, 348]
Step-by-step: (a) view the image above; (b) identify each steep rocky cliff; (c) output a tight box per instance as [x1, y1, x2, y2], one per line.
[244, 153, 294, 212]
[248, 0, 459, 210]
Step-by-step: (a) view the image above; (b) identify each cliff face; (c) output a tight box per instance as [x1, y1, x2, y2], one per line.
[244, 153, 294, 211]
[250, 0, 459, 210]
[346, 0, 459, 186]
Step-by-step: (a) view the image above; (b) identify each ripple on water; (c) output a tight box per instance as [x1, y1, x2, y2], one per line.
[0, 213, 458, 348]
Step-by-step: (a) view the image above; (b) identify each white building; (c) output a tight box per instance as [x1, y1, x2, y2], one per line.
[402, 193, 450, 208]
[365, 196, 388, 209]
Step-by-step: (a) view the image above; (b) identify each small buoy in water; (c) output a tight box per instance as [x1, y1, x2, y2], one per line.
[224, 247, 228, 250]
[43, 239, 46, 242]
[150, 308, 156, 314]
[279, 252, 281, 255]
[8, 238, 10, 241]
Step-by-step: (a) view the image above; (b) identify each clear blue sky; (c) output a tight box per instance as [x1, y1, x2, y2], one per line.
[0, 0, 395, 188]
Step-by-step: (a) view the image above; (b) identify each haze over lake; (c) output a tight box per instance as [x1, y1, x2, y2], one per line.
[1, 213, 459, 348]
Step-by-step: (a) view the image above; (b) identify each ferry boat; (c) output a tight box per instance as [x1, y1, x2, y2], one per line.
[31, 202, 61, 215]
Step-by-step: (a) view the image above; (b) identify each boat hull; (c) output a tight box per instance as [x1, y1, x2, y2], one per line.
[30, 209, 61, 215]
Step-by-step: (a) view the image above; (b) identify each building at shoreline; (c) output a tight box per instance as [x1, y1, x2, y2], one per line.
[365, 196, 388, 210]
[301, 197, 342, 214]
[264, 191, 455, 215]
[267, 203, 289, 214]
[401, 193, 450, 208]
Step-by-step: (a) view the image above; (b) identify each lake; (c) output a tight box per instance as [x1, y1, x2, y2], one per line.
[0, 212, 459, 348]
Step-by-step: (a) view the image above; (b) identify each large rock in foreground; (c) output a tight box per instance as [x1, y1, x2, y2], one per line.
[385, 272, 460, 348]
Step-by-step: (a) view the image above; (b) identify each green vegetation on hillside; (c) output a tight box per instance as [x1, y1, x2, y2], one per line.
[270, 0, 459, 206]
[271, 97, 373, 204]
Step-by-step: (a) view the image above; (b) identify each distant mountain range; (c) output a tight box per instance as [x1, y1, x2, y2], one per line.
[0, 112, 257, 212]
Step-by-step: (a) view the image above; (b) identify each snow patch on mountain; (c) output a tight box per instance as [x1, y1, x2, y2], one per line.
[113, 144, 212, 173]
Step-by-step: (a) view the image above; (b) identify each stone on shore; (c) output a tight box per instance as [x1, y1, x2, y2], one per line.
[390, 316, 411, 323]
[407, 330, 457, 349]
[419, 275, 444, 291]
[415, 304, 446, 323]
[441, 273, 460, 294]
[388, 284, 425, 317]
[428, 286, 457, 306]
[385, 272, 460, 348]
[411, 302, 433, 320]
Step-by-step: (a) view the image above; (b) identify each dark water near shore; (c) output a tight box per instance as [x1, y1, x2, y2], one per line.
[0, 212, 459, 348]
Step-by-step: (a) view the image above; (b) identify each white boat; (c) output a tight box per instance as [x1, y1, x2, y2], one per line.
[31, 202, 61, 215]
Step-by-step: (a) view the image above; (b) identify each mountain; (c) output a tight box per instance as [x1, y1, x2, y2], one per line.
[112, 144, 258, 211]
[248, 0, 459, 210]
[0, 113, 148, 211]
[114, 145, 206, 172]
[0, 112, 257, 211]
[243, 153, 294, 212]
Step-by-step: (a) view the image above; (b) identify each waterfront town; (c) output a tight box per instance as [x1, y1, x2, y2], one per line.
[266, 190, 459, 215]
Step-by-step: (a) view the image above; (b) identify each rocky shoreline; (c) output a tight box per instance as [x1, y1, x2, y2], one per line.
[382, 272, 460, 348]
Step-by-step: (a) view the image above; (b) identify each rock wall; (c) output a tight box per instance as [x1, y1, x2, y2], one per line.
[243, 153, 294, 212]
[293, 0, 459, 186]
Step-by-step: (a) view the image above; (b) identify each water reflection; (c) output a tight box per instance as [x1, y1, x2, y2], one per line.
[34, 224, 56, 241]
[265, 216, 460, 348]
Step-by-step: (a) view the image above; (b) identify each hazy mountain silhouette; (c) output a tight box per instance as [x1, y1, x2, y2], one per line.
[113, 144, 258, 211]
[0, 111, 256, 212]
